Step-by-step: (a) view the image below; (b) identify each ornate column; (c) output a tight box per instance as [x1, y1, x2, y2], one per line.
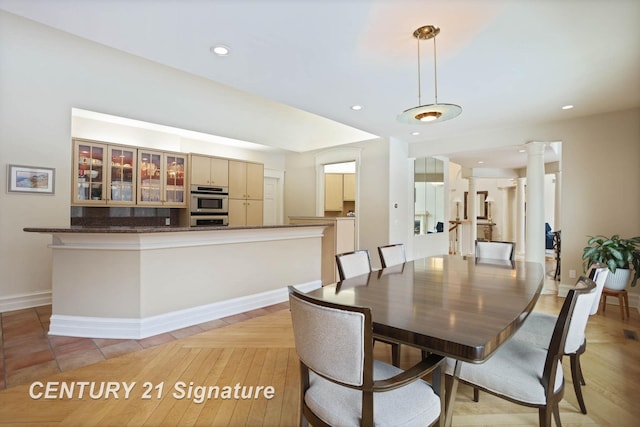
[468, 176, 477, 254]
[516, 177, 526, 255]
[525, 142, 546, 267]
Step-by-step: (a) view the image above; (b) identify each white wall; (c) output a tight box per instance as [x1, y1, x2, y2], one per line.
[0, 11, 293, 310]
[284, 138, 391, 269]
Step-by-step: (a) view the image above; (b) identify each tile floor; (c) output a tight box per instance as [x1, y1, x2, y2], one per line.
[0, 302, 290, 390]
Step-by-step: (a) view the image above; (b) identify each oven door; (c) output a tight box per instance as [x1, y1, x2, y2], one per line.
[190, 215, 229, 227]
[190, 193, 228, 214]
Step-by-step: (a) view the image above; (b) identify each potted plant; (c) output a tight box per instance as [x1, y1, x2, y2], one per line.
[582, 234, 640, 290]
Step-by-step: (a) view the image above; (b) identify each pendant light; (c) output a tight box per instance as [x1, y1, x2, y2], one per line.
[397, 25, 462, 124]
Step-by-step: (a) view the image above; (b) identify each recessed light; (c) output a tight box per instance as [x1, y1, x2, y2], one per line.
[561, 105, 574, 110]
[518, 149, 526, 153]
[411, 131, 420, 136]
[350, 105, 363, 111]
[211, 45, 230, 56]
[478, 161, 484, 164]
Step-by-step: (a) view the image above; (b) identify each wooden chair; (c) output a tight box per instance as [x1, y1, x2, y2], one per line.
[475, 240, 515, 260]
[336, 250, 401, 367]
[507, 266, 608, 414]
[377, 243, 406, 268]
[448, 276, 598, 426]
[288, 286, 444, 427]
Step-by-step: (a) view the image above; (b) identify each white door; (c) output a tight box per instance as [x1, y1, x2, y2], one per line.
[263, 176, 280, 225]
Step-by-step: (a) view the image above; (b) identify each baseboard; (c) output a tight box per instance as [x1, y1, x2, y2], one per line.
[49, 280, 322, 339]
[0, 291, 52, 313]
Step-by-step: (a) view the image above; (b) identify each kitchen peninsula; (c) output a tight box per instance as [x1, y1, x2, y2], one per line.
[24, 224, 326, 339]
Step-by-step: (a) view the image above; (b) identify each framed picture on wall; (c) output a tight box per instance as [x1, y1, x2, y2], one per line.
[7, 164, 55, 194]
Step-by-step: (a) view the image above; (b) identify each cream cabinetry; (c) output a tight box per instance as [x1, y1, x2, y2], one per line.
[324, 173, 356, 216]
[73, 138, 186, 207]
[73, 140, 108, 205]
[228, 199, 264, 227]
[138, 150, 187, 206]
[228, 160, 264, 226]
[190, 155, 229, 187]
[73, 140, 137, 206]
[288, 216, 355, 285]
[324, 174, 344, 211]
[343, 173, 355, 201]
[229, 160, 263, 200]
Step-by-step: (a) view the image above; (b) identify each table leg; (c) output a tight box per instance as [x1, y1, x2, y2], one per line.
[444, 360, 461, 427]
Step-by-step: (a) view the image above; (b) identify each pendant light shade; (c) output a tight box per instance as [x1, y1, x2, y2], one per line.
[397, 25, 462, 124]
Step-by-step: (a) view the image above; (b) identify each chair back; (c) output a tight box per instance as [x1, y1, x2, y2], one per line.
[475, 240, 515, 260]
[336, 250, 372, 280]
[587, 265, 609, 315]
[288, 286, 372, 387]
[378, 243, 406, 268]
[544, 277, 597, 390]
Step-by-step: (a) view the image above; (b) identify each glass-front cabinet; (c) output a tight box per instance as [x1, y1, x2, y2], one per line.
[138, 150, 186, 206]
[108, 146, 136, 205]
[73, 140, 107, 204]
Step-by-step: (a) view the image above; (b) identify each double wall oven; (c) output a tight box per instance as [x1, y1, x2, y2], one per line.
[189, 184, 229, 226]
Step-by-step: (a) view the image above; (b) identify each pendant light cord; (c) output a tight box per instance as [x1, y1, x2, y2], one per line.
[433, 36, 438, 104]
[417, 36, 422, 105]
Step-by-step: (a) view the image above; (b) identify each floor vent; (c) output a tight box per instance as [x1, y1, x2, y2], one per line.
[623, 329, 638, 341]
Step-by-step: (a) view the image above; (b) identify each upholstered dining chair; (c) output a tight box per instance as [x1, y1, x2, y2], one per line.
[474, 240, 515, 260]
[336, 250, 402, 367]
[447, 277, 597, 427]
[507, 265, 609, 414]
[288, 286, 444, 427]
[335, 250, 373, 281]
[377, 243, 407, 268]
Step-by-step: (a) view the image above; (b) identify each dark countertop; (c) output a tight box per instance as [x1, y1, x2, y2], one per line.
[24, 223, 332, 234]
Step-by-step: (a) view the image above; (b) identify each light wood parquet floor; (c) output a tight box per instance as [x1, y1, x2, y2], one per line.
[0, 293, 639, 426]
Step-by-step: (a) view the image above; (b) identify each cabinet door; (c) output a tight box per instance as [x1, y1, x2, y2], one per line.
[343, 173, 356, 201]
[228, 198, 247, 227]
[246, 162, 264, 200]
[246, 200, 264, 226]
[74, 140, 107, 205]
[138, 150, 163, 205]
[107, 146, 136, 205]
[164, 153, 186, 206]
[190, 155, 211, 185]
[210, 158, 229, 187]
[324, 174, 343, 211]
[228, 160, 247, 199]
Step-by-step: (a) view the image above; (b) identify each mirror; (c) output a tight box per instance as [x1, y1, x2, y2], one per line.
[464, 190, 488, 220]
[414, 157, 444, 235]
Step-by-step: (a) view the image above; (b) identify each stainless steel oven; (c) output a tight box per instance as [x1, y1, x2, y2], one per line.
[190, 185, 228, 214]
[190, 215, 229, 227]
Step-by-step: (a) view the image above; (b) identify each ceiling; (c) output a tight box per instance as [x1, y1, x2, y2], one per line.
[1, 0, 639, 168]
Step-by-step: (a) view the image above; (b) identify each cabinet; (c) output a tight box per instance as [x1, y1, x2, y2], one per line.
[228, 160, 264, 226]
[324, 173, 356, 216]
[107, 145, 137, 205]
[228, 199, 264, 227]
[190, 155, 229, 187]
[138, 150, 187, 206]
[229, 160, 263, 200]
[73, 140, 107, 204]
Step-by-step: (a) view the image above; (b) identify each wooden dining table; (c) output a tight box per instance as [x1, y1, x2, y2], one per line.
[305, 254, 545, 427]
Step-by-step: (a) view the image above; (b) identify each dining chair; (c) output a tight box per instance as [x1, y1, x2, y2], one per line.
[474, 240, 515, 260]
[447, 276, 597, 427]
[505, 265, 609, 414]
[335, 250, 373, 281]
[288, 286, 444, 427]
[336, 249, 402, 367]
[378, 243, 406, 268]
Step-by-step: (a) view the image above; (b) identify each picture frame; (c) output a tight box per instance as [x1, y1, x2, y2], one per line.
[7, 164, 55, 194]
